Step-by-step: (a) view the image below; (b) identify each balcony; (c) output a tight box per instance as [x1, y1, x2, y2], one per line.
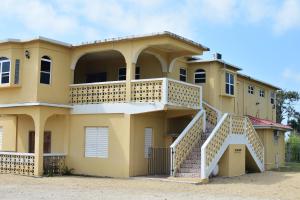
[69, 78, 202, 110]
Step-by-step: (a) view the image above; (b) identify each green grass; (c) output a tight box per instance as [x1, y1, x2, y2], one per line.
[273, 162, 300, 172]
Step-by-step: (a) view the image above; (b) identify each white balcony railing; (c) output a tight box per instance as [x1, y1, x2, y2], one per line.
[70, 78, 202, 109]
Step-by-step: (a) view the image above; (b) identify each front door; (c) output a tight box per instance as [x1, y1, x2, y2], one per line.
[28, 131, 52, 153]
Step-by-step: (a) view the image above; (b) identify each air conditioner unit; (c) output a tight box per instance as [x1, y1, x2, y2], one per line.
[214, 53, 222, 60]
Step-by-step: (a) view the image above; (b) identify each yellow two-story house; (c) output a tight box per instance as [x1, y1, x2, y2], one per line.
[0, 32, 291, 181]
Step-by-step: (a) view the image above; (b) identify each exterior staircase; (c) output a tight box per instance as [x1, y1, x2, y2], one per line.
[170, 102, 265, 179]
[175, 126, 213, 177]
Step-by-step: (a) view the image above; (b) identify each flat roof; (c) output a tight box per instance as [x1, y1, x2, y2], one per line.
[188, 59, 242, 71]
[0, 36, 72, 47]
[237, 73, 281, 90]
[0, 31, 210, 51]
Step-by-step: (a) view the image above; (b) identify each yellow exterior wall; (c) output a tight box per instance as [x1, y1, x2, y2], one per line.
[68, 114, 131, 178]
[218, 144, 246, 177]
[236, 76, 276, 121]
[0, 116, 17, 151]
[0, 43, 39, 104]
[15, 114, 65, 153]
[257, 129, 285, 170]
[130, 112, 166, 176]
[37, 43, 71, 104]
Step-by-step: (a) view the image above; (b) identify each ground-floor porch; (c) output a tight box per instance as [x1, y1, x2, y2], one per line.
[0, 106, 69, 176]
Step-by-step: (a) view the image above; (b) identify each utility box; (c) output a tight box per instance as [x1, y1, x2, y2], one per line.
[218, 144, 246, 177]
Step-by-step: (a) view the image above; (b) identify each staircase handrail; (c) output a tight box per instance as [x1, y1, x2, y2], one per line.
[170, 110, 205, 176]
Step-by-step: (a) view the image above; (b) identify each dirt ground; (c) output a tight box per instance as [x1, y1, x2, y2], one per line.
[0, 171, 299, 200]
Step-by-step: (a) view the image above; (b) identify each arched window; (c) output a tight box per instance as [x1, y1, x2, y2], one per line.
[0, 57, 10, 84]
[194, 69, 205, 83]
[40, 56, 51, 84]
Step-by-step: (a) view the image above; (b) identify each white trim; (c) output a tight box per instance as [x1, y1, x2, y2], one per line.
[203, 101, 222, 121]
[188, 59, 242, 71]
[0, 58, 11, 85]
[167, 78, 201, 88]
[225, 72, 234, 95]
[131, 78, 165, 83]
[170, 110, 205, 176]
[0, 152, 34, 156]
[201, 133, 264, 179]
[194, 69, 206, 84]
[0, 102, 72, 108]
[40, 56, 52, 85]
[162, 79, 168, 104]
[72, 103, 165, 115]
[170, 110, 205, 148]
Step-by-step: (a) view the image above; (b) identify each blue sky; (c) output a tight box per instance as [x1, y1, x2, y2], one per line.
[0, 0, 299, 110]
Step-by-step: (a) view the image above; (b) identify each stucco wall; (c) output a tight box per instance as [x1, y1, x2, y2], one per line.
[218, 144, 246, 177]
[257, 129, 285, 170]
[68, 114, 131, 178]
[130, 112, 166, 176]
[0, 116, 17, 151]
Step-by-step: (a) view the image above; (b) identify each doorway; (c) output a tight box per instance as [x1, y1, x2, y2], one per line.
[28, 131, 52, 153]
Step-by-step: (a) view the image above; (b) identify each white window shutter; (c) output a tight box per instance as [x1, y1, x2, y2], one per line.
[144, 128, 153, 158]
[85, 127, 108, 158]
[0, 127, 3, 151]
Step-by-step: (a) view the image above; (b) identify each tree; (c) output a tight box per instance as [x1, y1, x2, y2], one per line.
[276, 90, 300, 123]
[288, 112, 300, 134]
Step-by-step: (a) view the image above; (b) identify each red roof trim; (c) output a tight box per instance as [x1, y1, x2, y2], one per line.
[247, 115, 292, 130]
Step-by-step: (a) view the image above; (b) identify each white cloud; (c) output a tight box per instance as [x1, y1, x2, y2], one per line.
[241, 0, 274, 23]
[283, 68, 300, 83]
[273, 0, 300, 34]
[0, 0, 78, 36]
[0, 0, 299, 42]
[198, 0, 238, 23]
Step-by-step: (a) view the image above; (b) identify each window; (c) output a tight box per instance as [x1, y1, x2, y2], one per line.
[118, 67, 141, 80]
[194, 69, 206, 83]
[0, 127, 3, 151]
[0, 57, 10, 84]
[144, 128, 153, 158]
[40, 56, 51, 84]
[248, 85, 255, 94]
[135, 66, 141, 79]
[118, 67, 126, 80]
[259, 89, 265, 97]
[225, 72, 234, 95]
[179, 68, 187, 82]
[14, 59, 20, 84]
[85, 127, 109, 158]
[270, 91, 275, 105]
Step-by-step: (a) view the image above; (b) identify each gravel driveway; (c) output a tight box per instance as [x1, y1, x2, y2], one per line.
[0, 171, 299, 200]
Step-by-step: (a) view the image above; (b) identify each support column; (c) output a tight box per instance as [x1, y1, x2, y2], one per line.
[125, 61, 136, 102]
[33, 113, 46, 177]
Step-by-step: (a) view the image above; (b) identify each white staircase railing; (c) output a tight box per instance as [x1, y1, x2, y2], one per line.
[202, 101, 222, 128]
[170, 110, 205, 176]
[201, 114, 264, 179]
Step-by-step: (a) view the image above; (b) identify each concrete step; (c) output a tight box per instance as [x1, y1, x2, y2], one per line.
[178, 167, 200, 173]
[180, 163, 200, 168]
[182, 159, 200, 165]
[186, 154, 201, 160]
[176, 172, 201, 178]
